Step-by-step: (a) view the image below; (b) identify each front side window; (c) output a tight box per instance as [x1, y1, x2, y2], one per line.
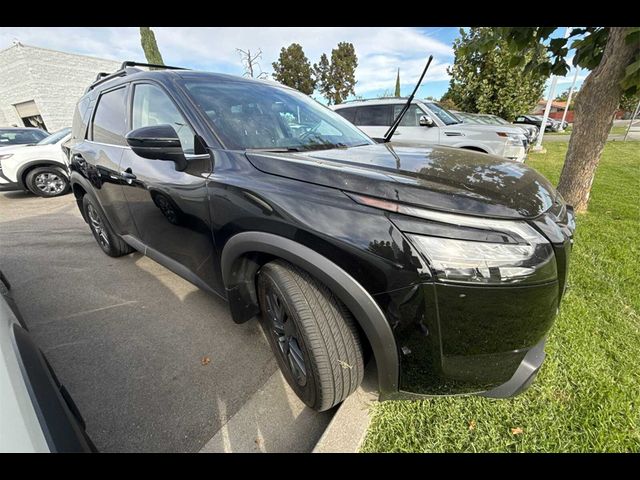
[355, 105, 392, 126]
[424, 102, 462, 126]
[132, 83, 195, 154]
[92, 87, 128, 145]
[393, 104, 429, 126]
[182, 79, 373, 151]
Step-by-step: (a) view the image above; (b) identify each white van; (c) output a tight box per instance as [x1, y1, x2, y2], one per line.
[332, 99, 527, 162]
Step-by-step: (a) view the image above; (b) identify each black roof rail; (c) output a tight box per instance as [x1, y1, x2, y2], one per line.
[119, 61, 188, 71]
[86, 61, 189, 93]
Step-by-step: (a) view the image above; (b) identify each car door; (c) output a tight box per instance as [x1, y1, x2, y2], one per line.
[119, 82, 218, 291]
[72, 85, 137, 236]
[392, 103, 440, 145]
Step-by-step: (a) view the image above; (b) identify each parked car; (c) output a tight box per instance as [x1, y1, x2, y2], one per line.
[67, 62, 575, 412]
[514, 114, 558, 132]
[0, 127, 71, 197]
[0, 127, 49, 150]
[452, 111, 533, 152]
[0, 269, 94, 452]
[332, 99, 527, 162]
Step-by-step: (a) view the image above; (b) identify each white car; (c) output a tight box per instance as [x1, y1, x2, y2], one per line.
[0, 270, 94, 452]
[0, 128, 71, 197]
[332, 99, 527, 162]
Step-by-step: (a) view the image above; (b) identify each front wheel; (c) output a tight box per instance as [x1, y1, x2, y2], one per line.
[25, 166, 70, 197]
[257, 260, 364, 412]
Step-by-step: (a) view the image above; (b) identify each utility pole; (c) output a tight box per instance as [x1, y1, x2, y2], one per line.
[560, 67, 579, 129]
[533, 27, 572, 151]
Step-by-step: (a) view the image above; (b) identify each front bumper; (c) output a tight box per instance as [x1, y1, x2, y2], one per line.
[375, 279, 559, 398]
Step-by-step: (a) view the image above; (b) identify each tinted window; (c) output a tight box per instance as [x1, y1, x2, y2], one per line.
[132, 83, 195, 154]
[335, 107, 356, 123]
[392, 104, 429, 127]
[515, 116, 525, 122]
[182, 79, 372, 151]
[92, 87, 127, 145]
[355, 105, 392, 126]
[72, 96, 91, 140]
[37, 128, 71, 145]
[0, 129, 47, 145]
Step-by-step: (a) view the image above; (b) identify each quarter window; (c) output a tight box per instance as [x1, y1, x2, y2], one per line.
[354, 105, 392, 126]
[92, 87, 128, 145]
[132, 84, 195, 154]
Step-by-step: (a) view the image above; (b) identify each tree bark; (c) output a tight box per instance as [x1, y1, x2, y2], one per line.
[557, 27, 637, 212]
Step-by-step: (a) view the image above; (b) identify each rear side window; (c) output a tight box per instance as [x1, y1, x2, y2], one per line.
[354, 105, 392, 126]
[335, 108, 356, 123]
[72, 96, 91, 140]
[92, 87, 128, 145]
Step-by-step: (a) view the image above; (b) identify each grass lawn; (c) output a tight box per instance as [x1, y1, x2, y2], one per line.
[361, 141, 640, 452]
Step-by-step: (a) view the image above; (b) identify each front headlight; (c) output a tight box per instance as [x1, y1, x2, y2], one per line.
[347, 193, 557, 285]
[497, 132, 524, 146]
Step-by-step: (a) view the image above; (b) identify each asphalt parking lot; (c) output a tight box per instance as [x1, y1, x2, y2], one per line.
[0, 191, 333, 452]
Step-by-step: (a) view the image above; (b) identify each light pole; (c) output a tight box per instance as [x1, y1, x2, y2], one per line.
[560, 68, 579, 129]
[533, 27, 572, 151]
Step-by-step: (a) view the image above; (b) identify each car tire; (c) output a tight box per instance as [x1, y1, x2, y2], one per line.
[257, 260, 364, 412]
[82, 195, 133, 257]
[25, 166, 70, 197]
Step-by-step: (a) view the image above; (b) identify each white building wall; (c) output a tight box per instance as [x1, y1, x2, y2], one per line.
[0, 44, 120, 131]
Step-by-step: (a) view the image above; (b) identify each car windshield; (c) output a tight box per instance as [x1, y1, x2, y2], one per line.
[0, 129, 48, 146]
[182, 79, 374, 151]
[454, 112, 482, 124]
[37, 127, 71, 145]
[423, 102, 461, 125]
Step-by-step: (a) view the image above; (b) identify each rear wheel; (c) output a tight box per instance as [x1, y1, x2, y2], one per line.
[25, 166, 70, 197]
[257, 260, 364, 412]
[82, 195, 133, 257]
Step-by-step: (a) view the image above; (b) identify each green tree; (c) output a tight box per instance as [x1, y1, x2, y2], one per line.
[314, 42, 358, 105]
[139, 27, 164, 66]
[444, 28, 547, 122]
[271, 43, 316, 94]
[620, 90, 640, 114]
[394, 69, 401, 97]
[460, 27, 639, 212]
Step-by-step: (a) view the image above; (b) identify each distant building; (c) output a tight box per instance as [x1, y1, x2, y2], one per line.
[0, 43, 120, 132]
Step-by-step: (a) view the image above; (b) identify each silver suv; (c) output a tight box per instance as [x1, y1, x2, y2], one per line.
[332, 98, 527, 162]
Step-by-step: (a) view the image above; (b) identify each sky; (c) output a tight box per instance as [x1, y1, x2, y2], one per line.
[0, 27, 588, 103]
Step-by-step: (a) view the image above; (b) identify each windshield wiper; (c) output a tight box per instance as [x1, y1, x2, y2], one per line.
[246, 147, 302, 153]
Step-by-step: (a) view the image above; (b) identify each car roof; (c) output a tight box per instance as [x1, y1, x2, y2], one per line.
[86, 68, 295, 99]
[333, 98, 433, 109]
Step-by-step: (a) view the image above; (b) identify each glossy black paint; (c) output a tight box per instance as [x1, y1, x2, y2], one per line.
[68, 70, 574, 398]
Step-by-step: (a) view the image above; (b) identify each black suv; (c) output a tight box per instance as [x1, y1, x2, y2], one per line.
[67, 62, 575, 411]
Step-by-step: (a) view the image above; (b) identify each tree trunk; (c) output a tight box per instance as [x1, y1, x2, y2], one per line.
[557, 27, 636, 212]
[140, 27, 165, 67]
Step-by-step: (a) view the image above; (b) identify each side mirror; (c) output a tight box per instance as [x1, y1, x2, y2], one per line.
[125, 124, 187, 171]
[419, 115, 434, 127]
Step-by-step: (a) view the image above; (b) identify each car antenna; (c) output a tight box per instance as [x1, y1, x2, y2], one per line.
[382, 55, 433, 143]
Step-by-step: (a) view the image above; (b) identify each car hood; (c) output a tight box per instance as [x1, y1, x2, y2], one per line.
[245, 143, 557, 219]
[0, 144, 29, 154]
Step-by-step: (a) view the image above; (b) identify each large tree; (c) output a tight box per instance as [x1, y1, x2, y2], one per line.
[314, 42, 358, 105]
[394, 69, 401, 97]
[444, 28, 547, 121]
[271, 43, 316, 94]
[139, 27, 164, 66]
[461, 27, 639, 212]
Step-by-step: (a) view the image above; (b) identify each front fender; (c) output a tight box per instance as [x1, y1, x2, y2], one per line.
[221, 231, 400, 397]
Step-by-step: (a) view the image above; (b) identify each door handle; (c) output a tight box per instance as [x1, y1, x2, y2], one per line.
[120, 168, 137, 182]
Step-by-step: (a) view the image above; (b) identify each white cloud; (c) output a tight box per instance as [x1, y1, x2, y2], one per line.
[0, 27, 454, 96]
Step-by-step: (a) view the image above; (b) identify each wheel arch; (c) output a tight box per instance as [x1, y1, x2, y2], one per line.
[17, 160, 69, 190]
[221, 231, 399, 396]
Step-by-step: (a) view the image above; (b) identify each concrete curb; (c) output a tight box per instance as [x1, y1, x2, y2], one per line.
[312, 363, 378, 453]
